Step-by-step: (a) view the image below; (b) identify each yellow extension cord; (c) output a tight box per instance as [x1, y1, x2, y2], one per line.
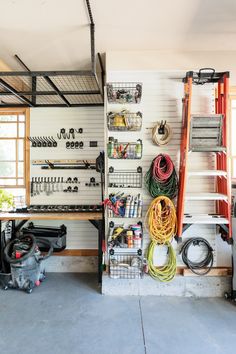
[147, 241, 177, 282]
[145, 196, 177, 282]
[145, 196, 177, 244]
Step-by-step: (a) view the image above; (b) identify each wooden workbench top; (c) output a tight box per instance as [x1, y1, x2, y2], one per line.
[0, 212, 103, 221]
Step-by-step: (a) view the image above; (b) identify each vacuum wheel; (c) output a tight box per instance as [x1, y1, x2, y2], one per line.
[224, 292, 231, 300]
[25, 281, 34, 294]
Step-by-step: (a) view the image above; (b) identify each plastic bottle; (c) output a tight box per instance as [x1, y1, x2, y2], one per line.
[108, 137, 114, 158]
[135, 140, 142, 159]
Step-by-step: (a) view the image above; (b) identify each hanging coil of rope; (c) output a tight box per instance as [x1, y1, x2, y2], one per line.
[180, 237, 214, 275]
[152, 121, 172, 146]
[145, 196, 177, 244]
[145, 154, 178, 199]
[147, 241, 176, 282]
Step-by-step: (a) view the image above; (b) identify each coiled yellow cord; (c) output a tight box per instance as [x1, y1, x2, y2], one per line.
[145, 196, 177, 244]
[147, 241, 176, 282]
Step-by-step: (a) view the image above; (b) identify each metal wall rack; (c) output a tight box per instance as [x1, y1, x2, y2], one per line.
[109, 251, 144, 279]
[107, 111, 142, 131]
[107, 139, 143, 159]
[106, 82, 142, 104]
[0, 0, 104, 108]
[108, 221, 143, 250]
[108, 166, 142, 188]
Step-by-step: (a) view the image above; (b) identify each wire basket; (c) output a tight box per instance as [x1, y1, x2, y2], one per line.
[107, 139, 143, 160]
[107, 111, 142, 131]
[107, 193, 142, 218]
[108, 166, 142, 188]
[106, 82, 142, 104]
[109, 250, 144, 279]
[108, 221, 143, 250]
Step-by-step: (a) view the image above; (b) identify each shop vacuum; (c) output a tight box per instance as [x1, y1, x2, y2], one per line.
[3, 234, 53, 294]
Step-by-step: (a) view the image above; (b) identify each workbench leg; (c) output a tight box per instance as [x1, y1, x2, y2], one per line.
[11, 220, 16, 240]
[98, 220, 103, 284]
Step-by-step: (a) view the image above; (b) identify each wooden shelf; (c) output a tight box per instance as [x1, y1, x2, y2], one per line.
[0, 212, 103, 221]
[52, 249, 98, 257]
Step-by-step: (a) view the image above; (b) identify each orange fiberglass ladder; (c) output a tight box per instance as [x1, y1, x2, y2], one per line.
[176, 69, 232, 243]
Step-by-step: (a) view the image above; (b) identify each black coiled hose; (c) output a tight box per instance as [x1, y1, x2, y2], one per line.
[180, 237, 214, 275]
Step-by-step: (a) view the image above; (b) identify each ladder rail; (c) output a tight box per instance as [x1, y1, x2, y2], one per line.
[177, 71, 232, 241]
[177, 77, 192, 238]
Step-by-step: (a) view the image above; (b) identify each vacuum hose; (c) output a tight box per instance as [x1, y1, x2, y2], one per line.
[4, 234, 53, 264]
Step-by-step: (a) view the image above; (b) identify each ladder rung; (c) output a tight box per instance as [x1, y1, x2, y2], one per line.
[190, 146, 226, 152]
[183, 214, 229, 224]
[185, 193, 228, 201]
[188, 170, 227, 177]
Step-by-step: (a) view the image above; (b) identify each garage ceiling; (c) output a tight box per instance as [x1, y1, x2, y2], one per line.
[0, 0, 236, 70]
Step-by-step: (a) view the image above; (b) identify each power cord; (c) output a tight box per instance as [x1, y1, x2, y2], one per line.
[180, 237, 214, 275]
[145, 154, 178, 199]
[147, 241, 176, 282]
[145, 196, 177, 244]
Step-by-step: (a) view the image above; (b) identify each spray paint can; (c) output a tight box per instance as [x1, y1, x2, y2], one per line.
[125, 195, 131, 218]
[129, 196, 134, 217]
[137, 195, 142, 218]
[133, 195, 138, 218]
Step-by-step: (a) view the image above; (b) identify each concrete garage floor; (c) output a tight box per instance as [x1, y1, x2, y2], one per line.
[0, 273, 236, 354]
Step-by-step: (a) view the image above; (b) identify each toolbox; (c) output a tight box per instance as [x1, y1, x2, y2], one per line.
[22, 223, 67, 252]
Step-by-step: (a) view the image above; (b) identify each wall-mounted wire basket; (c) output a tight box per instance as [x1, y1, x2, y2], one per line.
[106, 82, 142, 104]
[108, 166, 142, 188]
[109, 250, 144, 279]
[108, 221, 143, 250]
[106, 193, 142, 218]
[107, 139, 143, 159]
[107, 111, 142, 131]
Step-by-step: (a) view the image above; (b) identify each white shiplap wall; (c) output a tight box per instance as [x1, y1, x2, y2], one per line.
[105, 71, 231, 267]
[30, 107, 104, 249]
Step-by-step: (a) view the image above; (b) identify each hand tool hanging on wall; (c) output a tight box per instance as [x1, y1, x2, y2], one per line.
[28, 136, 57, 148]
[31, 177, 64, 196]
[145, 154, 178, 199]
[31, 176, 80, 196]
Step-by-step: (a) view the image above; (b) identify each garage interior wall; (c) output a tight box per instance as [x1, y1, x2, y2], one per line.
[29, 107, 104, 272]
[1, 50, 234, 273]
[104, 70, 231, 271]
